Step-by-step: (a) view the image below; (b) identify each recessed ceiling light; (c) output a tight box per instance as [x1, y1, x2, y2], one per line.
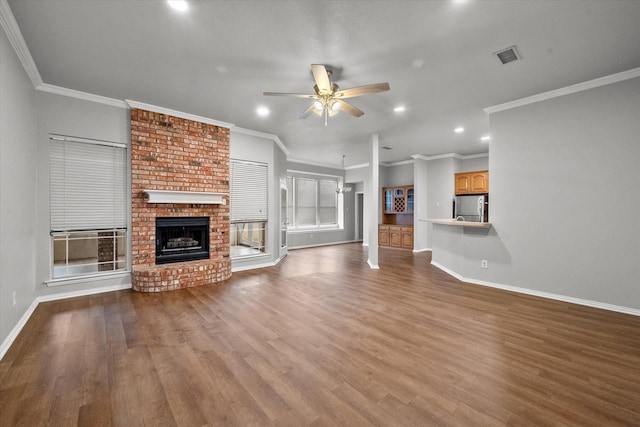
[394, 106, 405, 113]
[454, 127, 464, 134]
[481, 135, 491, 142]
[167, 0, 188, 12]
[256, 107, 269, 117]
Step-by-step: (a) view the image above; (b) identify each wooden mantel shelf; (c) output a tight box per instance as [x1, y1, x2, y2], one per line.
[144, 190, 226, 205]
[427, 218, 492, 228]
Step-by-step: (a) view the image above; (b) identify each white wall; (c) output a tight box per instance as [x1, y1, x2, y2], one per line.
[382, 162, 413, 187]
[458, 155, 488, 173]
[433, 76, 640, 311]
[425, 157, 458, 249]
[0, 24, 38, 349]
[413, 159, 428, 251]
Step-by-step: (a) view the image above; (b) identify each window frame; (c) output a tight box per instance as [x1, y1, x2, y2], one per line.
[229, 159, 269, 260]
[286, 171, 343, 231]
[48, 134, 129, 283]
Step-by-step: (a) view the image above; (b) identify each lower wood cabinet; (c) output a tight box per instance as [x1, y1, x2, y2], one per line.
[378, 224, 413, 250]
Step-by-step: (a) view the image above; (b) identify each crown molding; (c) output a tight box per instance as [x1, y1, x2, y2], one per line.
[411, 152, 488, 162]
[232, 126, 290, 155]
[126, 100, 235, 129]
[38, 83, 128, 108]
[0, 0, 42, 87]
[412, 153, 461, 161]
[287, 158, 345, 170]
[344, 163, 369, 170]
[381, 159, 414, 167]
[484, 66, 640, 114]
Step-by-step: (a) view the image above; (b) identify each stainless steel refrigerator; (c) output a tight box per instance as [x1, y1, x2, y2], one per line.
[454, 194, 488, 222]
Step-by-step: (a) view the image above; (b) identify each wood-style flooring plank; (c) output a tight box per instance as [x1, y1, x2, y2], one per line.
[1, 244, 639, 426]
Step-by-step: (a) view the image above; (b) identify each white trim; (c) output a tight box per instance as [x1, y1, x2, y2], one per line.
[287, 158, 345, 170]
[430, 261, 640, 317]
[287, 169, 342, 179]
[484, 66, 640, 114]
[381, 159, 414, 167]
[232, 127, 290, 155]
[38, 83, 128, 108]
[412, 248, 432, 253]
[126, 100, 235, 129]
[344, 163, 369, 170]
[288, 240, 360, 250]
[0, 300, 39, 361]
[367, 259, 380, 269]
[144, 189, 226, 205]
[231, 254, 286, 272]
[460, 153, 489, 160]
[46, 271, 131, 287]
[0, 0, 43, 87]
[411, 153, 489, 162]
[0, 283, 132, 361]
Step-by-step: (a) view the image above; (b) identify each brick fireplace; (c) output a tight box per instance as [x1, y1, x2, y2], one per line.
[130, 108, 231, 292]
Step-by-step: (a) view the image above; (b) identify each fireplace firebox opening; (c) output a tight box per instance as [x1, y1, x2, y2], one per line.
[156, 217, 210, 264]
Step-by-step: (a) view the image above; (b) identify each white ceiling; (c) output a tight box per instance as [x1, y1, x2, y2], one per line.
[7, 0, 640, 167]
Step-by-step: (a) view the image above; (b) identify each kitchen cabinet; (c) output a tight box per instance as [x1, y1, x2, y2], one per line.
[389, 226, 402, 247]
[378, 225, 390, 246]
[455, 170, 489, 195]
[401, 228, 413, 249]
[378, 225, 413, 250]
[383, 186, 414, 213]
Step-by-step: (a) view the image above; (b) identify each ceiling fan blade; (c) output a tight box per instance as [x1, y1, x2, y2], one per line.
[299, 104, 316, 119]
[334, 82, 390, 99]
[335, 100, 364, 117]
[311, 64, 332, 95]
[263, 92, 317, 98]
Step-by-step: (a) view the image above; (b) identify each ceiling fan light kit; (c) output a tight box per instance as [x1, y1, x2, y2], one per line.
[264, 64, 390, 126]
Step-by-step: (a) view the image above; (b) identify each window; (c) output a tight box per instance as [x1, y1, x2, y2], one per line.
[49, 135, 127, 280]
[286, 173, 339, 229]
[230, 160, 268, 258]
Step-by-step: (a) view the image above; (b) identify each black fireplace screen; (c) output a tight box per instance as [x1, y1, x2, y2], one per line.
[156, 217, 209, 264]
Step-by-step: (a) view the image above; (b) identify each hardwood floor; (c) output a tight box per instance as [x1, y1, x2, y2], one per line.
[1, 243, 639, 426]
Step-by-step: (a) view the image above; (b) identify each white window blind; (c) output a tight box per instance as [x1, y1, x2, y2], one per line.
[296, 177, 317, 226]
[230, 160, 268, 222]
[318, 180, 337, 225]
[50, 136, 127, 232]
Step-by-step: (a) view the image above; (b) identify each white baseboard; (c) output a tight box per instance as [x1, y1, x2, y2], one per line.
[413, 247, 432, 253]
[431, 261, 640, 317]
[0, 283, 132, 361]
[232, 254, 286, 272]
[367, 259, 380, 269]
[288, 240, 360, 250]
[0, 299, 39, 361]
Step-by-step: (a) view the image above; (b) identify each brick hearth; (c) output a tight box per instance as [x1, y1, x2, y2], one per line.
[130, 108, 231, 292]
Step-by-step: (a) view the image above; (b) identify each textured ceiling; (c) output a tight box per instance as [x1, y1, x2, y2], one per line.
[8, 0, 640, 167]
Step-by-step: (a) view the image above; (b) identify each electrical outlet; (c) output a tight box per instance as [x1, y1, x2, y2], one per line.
[481, 260, 488, 269]
[12, 291, 17, 306]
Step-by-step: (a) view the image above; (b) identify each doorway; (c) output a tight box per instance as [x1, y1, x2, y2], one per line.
[355, 192, 364, 241]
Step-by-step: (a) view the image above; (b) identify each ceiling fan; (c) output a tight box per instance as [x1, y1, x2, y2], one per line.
[263, 64, 390, 126]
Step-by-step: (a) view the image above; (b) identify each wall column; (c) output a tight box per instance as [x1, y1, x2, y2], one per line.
[367, 133, 379, 269]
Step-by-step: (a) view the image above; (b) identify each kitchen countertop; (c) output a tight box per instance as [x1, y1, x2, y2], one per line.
[425, 218, 492, 228]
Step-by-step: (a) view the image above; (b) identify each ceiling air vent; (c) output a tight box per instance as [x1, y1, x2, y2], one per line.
[494, 45, 521, 65]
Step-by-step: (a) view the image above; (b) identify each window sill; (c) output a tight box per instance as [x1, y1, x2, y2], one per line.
[45, 270, 131, 287]
[231, 252, 271, 261]
[287, 227, 344, 234]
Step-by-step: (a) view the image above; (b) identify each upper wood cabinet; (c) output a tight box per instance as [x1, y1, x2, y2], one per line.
[383, 185, 414, 213]
[455, 170, 489, 195]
